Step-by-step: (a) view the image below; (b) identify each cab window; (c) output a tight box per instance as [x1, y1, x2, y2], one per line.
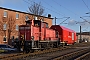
[34, 20, 41, 27]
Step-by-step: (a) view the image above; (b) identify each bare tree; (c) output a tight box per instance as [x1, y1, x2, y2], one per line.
[7, 15, 16, 44]
[0, 15, 16, 44]
[0, 15, 9, 40]
[0, 19, 5, 36]
[28, 2, 45, 16]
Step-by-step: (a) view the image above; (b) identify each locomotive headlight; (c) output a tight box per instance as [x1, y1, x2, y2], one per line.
[21, 36, 23, 38]
[31, 36, 34, 40]
[14, 43, 16, 45]
[28, 43, 30, 45]
[31, 36, 34, 39]
[20, 35, 24, 40]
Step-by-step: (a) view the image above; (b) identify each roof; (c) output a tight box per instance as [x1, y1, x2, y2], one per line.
[60, 26, 75, 32]
[52, 25, 75, 33]
[0, 7, 53, 19]
[77, 32, 90, 35]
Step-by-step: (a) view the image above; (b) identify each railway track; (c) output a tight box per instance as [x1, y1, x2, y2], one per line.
[1, 42, 90, 60]
[53, 47, 90, 60]
[27, 47, 90, 60]
[75, 51, 90, 60]
[0, 46, 70, 60]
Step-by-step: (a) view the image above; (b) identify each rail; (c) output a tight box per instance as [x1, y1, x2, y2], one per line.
[75, 52, 90, 60]
[0, 47, 69, 60]
[53, 48, 90, 60]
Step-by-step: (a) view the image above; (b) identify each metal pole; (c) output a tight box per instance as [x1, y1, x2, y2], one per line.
[55, 17, 56, 25]
[80, 26, 82, 43]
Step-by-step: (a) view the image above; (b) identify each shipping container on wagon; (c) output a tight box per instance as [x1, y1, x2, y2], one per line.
[50, 25, 77, 44]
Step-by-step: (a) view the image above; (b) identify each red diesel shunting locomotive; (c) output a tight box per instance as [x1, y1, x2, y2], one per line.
[14, 19, 76, 52]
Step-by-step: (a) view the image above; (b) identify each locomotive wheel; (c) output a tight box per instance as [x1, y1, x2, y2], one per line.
[25, 49, 30, 53]
[65, 43, 67, 46]
[53, 42, 57, 48]
[30, 49, 34, 53]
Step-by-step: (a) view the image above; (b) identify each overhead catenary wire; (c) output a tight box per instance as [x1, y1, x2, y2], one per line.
[22, 0, 66, 18]
[80, 17, 90, 24]
[59, 17, 70, 25]
[51, 0, 90, 27]
[52, 0, 82, 17]
[23, 0, 89, 26]
[23, 0, 76, 16]
[80, 0, 90, 29]
[38, 0, 72, 25]
[22, 0, 32, 5]
[40, 0, 66, 17]
[82, 0, 90, 11]
[82, 27, 88, 31]
[23, 0, 72, 25]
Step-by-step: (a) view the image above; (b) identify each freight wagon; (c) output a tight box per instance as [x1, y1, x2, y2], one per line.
[50, 25, 77, 45]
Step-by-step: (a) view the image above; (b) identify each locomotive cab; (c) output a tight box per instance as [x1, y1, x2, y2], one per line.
[19, 20, 42, 52]
[34, 20, 41, 27]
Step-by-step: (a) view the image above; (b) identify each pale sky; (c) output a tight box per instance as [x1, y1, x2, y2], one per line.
[0, 0, 90, 32]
